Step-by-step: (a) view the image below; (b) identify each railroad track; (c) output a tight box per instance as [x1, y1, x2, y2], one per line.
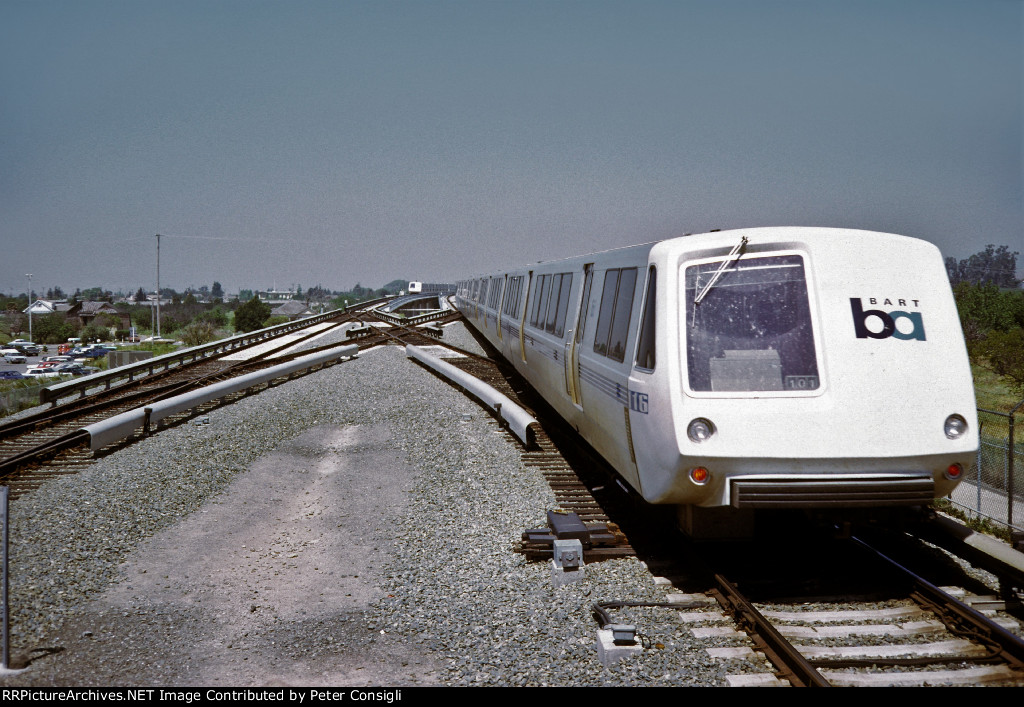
[394, 316, 639, 561]
[0, 307, 377, 496]
[701, 533, 1024, 687]
[0, 304, 483, 499]
[414, 316, 1024, 686]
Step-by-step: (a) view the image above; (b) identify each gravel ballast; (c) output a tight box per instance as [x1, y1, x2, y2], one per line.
[0, 324, 767, 687]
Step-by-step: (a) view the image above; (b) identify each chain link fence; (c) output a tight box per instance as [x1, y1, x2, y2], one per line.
[0, 383, 47, 418]
[950, 404, 1023, 541]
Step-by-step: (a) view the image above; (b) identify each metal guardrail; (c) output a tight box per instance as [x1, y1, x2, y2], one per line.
[39, 309, 347, 406]
[84, 344, 358, 451]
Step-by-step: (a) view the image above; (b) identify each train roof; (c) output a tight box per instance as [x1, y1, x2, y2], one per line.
[459, 226, 935, 281]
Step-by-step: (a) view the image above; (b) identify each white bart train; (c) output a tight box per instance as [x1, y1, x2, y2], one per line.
[455, 227, 978, 537]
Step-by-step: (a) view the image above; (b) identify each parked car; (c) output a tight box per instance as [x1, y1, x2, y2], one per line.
[12, 342, 40, 356]
[55, 363, 99, 376]
[0, 370, 25, 380]
[41, 356, 72, 363]
[24, 367, 62, 379]
[1, 349, 27, 364]
[73, 348, 110, 360]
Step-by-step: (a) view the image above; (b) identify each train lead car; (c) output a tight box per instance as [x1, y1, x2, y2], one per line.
[456, 227, 978, 538]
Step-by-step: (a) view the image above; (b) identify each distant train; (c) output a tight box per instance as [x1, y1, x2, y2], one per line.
[455, 227, 978, 537]
[408, 282, 456, 295]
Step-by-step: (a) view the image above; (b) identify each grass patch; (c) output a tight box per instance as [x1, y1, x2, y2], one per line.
[932, 499, 1014, 543]
[972, 362, 1023, 414]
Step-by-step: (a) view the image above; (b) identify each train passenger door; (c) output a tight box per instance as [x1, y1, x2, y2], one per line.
[519, 272, 532, 363]
[626, 266, 658, 493]
[565, 264, 593, 407]
[497, 275, 506, 342]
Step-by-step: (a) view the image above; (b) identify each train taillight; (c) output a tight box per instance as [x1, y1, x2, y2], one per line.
[689, 467, 710, 485]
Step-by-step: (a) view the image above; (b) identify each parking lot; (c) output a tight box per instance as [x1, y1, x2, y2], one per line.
[1, 342, 110, 381]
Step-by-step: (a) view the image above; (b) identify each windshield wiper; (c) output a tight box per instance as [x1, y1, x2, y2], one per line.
[693, 236, 748, 306]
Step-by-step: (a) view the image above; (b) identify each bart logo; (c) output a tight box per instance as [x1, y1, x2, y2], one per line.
[850, 298, 926, 341]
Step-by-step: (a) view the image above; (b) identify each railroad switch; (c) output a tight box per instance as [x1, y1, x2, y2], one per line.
[519, 510, 628, 561]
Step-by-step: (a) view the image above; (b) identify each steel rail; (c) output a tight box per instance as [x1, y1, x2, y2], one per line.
[0, 315, 359, 440]
[711, 573, 832, 687]
[850, 535, 1024, 669]
[0, 319, 369, 487]
[38, 308, 353, 406]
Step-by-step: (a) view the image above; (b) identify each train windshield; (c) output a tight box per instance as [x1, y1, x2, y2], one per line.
[684, 254, 820, 393]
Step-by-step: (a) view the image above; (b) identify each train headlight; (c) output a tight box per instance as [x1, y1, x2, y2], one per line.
[687, 418, 715, 443]
[944, 414, 968, 439]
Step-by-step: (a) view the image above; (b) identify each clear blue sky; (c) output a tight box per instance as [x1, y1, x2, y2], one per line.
[1, 0, 1021, 296]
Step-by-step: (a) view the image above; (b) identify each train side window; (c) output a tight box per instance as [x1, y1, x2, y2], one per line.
[543, 273, 574, 337]
[575, 267, 594, 345]
[543, 274, 562, 333]
[634, 266, 656, 371]
[593, 267, 639, 362]
[489, 277, 502, 309]
[530, 274, 552, 329]
[552, 273, 574, 337]
[503, 276, 522, 317]
[593, 270, 620, 357]
[606, 268, 637, 362]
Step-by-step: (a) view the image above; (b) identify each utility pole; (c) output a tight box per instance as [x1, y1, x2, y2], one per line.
[25, 273, 32, 343]
[155, 234, 161, 338]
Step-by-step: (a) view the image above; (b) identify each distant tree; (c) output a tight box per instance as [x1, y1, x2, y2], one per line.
[306, 285, 331, 302]
[159, 314, 182, 335]
[80, 323, 108, 343]
[31, 315, 76, 344]
[211, 281, 224, 301]
[234, 296, 271, 333]
[134, 287, 147, 303]
[978, 329, 1024, 393]
[197, 306, 228, 328]
[180, 320, 217, 347]
[182, 292, 197, 307]
[947, 245, 1020, 288]
[238, 289, 254, 302]
[954, 282, 1024, 334]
